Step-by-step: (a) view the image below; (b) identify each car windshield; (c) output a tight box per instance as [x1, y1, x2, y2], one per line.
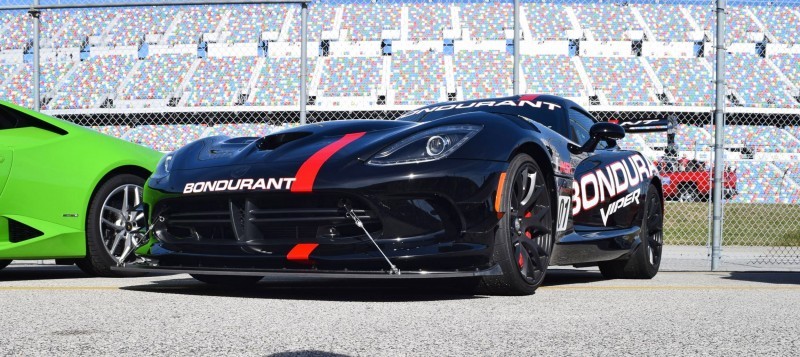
[396, 101, 561, 131]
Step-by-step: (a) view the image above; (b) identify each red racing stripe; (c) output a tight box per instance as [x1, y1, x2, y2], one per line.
[291, 132, 366, 193]
[287, 243, 319, 263]
[519, 94, 539, 102]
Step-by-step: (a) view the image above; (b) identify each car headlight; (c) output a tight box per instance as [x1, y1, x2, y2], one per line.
[367, 125, 482, 166]
[152, 153, 174, 178]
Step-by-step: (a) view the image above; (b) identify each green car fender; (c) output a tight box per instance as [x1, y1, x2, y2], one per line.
[0, 102, 162, 260]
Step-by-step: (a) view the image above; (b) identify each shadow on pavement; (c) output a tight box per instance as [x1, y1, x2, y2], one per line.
[268, 351, 352, 357]
[723, 271, 800, 285]
[543, 269, 606, 287]
[0, 264, 88, 281]
[120, 268, 607, 301]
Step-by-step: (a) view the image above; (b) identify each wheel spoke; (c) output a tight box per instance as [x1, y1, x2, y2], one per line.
[104, 205, 123, 217]
[520, 239, 545, 270]
[134, 186, 141, 207]
[122, 186, 130, 214]
[101, 218, 124, 230]
[523, 208, 551, 234]
[108, 230, 126, 253]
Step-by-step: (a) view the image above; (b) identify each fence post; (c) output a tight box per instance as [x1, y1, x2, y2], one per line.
[513, 0, 520, 95]
[30, 0, 41, 111]
[299, 2, 308, 125]
[711, 0, 727, 271]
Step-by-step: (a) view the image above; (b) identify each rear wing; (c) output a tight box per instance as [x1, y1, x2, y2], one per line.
[607, 118, 669, 133]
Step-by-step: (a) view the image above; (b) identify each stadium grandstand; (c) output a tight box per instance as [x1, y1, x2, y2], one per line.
[1, 0, 799, 206]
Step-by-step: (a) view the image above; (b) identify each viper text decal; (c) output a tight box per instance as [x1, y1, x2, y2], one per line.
[398, 100, 562, 119]
[571, 154, 657, 224]
[183, 178, 296, 194]
[600, 188, 640, 226]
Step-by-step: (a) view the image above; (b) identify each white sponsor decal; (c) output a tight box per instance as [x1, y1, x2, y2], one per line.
[556, 196, 571, 232]
[398, 100, 562, 119]
[571, 154, 657, 225]
[183, 177, 296, 194]
[600, 188, 640, 226]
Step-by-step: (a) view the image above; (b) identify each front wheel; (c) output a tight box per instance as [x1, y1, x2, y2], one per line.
[599, 183, 663, 279]
[479, 154, 554, 295]
[77, 174, 148, 277]
[0, 260, 11, 270]
[191, 274, 264, 286]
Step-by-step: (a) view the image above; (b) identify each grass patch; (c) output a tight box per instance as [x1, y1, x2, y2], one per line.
[664, 202, 800, 246]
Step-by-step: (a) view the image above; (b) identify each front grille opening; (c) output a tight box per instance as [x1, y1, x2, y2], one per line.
[155, 193, 383, 244]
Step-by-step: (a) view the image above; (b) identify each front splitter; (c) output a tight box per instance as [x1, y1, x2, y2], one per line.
[113, 262, 503, 279]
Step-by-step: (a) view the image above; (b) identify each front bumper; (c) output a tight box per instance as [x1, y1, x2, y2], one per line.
[140, 158, 508, 273]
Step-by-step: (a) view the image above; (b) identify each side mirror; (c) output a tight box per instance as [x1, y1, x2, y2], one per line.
[570, 123, 625, 153]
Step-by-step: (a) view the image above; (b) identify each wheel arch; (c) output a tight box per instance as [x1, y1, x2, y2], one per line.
[510, 141, 558, 230]
[83, 165, 152, 229]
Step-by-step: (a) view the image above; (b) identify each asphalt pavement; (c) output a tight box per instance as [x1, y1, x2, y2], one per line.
[1, 263, 798, 356]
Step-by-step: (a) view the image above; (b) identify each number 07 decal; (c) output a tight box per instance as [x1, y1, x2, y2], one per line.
[557, 196, 571, 232]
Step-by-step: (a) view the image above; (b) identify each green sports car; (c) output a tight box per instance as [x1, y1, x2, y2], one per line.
[0, 102, 162, 276]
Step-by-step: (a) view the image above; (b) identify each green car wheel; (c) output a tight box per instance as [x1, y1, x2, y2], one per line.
[0, 102, 162, 276]
[76, 174, 147, 277]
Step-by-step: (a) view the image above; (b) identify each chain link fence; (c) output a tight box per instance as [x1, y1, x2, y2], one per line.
[0, 0, 798, 267]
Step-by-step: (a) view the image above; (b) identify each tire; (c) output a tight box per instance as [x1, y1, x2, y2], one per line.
[677, 183, 699, 202]
[0, 260, 11, 270]
[191, 274, 263, 286]
[599, 184, 663, 279]
[478, 154, 555, 295]
[76, 174, 148, 277]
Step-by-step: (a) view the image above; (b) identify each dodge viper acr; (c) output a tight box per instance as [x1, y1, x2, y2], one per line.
[0, 102, 162, 276]
[121, 94, 664, 295]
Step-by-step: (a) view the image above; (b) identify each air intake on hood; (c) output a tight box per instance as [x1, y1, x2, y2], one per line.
[258, 131, 312, 150]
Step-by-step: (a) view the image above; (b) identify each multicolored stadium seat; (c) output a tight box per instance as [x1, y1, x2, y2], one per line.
[408, 3, 451, 41]
[318, 57, 382, 98]
[50, 55, 136, 110]
[184, 57, 257, 107]
[0, 11, 29, 50]
[572, 3, 640, 41]
[725, 54, 797, 108]
[582, 56, 658, 106]
[752, 5, 800, 45]
[634, 4, 693, 42]
[649, 57, 713, 106]
[166, 6, 224, 45]
[455, 51, 512, 100]
[341, 3, 401, 41]
[459, 2, 511, 41]
[523, 3, 572, 41]
[521, 55, 584, 99]
[250, 57, 315, 106]
[122, 54, 194, 101]
[391, 51, 445, 105]
[107, 6, 177, 46]
[224, 4, 288, 43]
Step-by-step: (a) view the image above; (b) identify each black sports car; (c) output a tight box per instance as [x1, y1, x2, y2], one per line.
[120, 94, 664, 295]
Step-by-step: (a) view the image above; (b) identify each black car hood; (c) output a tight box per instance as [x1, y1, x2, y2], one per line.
[172, 119, 418, 171]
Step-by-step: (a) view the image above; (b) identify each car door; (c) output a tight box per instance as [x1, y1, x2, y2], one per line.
[0, 113, 17, 195]
[0, 148, 10, 194]
[568, 107, 652, 230]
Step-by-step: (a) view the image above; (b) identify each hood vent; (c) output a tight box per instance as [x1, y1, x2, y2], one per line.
[258, 131, 312, 150]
